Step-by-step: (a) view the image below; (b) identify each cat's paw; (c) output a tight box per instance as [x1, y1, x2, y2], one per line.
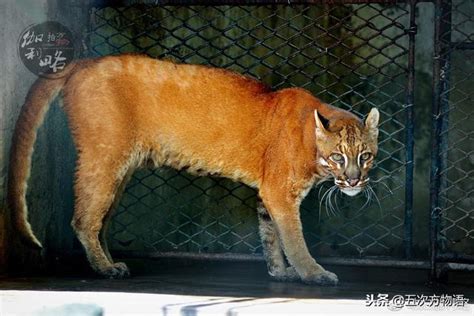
[100, 262, 130, 279]
[269, 266, 300, 282]
[301, 269, 338, 286]
[284, 266, 300, 280]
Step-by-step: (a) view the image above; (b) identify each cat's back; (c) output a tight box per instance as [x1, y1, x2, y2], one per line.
[64, 54, 272, 118]
[71, 54, 269, 96]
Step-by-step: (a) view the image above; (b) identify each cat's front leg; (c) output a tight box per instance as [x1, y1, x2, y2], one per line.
[257, 202, 299, 281]
[259, 190, 338, 286]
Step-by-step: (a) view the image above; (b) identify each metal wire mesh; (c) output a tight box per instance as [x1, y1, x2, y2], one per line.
[87, 2, 414, 259]
[433, 0, 474, 259]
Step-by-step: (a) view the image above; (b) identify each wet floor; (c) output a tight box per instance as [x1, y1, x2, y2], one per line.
[1, 258, 473, 300]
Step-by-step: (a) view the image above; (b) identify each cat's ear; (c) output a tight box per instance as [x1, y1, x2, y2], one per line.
[365, 108, 379, 129]
[314, 110, 329, 140]
[365, 107, 380, 138]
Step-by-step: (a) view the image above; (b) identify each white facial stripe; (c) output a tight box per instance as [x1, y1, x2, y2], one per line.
[319, 158, 329, 167]
[343, 153, 348, 169]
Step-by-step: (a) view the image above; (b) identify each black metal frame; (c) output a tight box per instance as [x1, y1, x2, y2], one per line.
[430, 0, 474, 278]
[82, 0, 473, 279]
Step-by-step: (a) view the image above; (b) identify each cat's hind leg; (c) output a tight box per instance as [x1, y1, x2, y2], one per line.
[257, 202, 299, 281]
[71, 149, 134, 279]
[99, 168, 134, 263]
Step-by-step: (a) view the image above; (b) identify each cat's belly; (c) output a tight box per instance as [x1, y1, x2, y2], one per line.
[139, 141, 260, 189]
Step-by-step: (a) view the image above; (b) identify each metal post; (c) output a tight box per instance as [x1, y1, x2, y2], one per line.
[430, 0, 452, 280]
[403, 0, 417, 260]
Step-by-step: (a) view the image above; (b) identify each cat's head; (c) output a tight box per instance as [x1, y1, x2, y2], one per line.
[314, 108, 380, 197]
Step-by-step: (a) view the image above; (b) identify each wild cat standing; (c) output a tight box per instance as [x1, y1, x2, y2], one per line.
[8, 54, 379, 285]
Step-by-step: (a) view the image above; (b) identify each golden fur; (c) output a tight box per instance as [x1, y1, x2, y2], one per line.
[8, 54, 379, 285]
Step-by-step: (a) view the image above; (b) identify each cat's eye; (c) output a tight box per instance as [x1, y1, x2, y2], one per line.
[330, 153, 345, 163]
[360, 152, 372, 161]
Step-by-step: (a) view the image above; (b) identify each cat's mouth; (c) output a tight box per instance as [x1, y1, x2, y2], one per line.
[334, 178, 369, 197]
[340, 187, 362, 197]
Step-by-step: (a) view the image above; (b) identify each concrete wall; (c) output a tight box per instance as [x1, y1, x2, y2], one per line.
[0, 0, 88, 272]
[0, 0, 49, 273]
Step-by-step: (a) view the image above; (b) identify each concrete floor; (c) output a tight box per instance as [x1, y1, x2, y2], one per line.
[0, 258, 473, 315]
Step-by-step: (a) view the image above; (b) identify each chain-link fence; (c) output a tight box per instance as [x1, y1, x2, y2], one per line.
[431, 0, 474, 275]
[82, 0, 472, 274]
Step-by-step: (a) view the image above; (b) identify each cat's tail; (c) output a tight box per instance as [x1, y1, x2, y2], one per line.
[7, 75, 68, 249]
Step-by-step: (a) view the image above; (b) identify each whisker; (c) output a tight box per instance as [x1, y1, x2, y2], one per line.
[317, 182, 328, 201]
[355, 187, 372, 215]
[327, 187, 336, 217]
[373, 175, 390, 182]
[377, 182, 393, 195]
[325, 187, 331, 218]
[330, 187, 342, 217]
[334, 189, 343, 216]
[372, 176, 393, 194]
[318, 185, 333, 223]
[368, 185, 383, 216]
[325, 186, 338, 218]
[317, 181, 330, 222]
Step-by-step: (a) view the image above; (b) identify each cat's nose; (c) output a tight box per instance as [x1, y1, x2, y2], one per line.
[348, 179, 359, 187]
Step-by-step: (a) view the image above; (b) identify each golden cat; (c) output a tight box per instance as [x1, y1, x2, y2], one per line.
[8, 54, 379, 285]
